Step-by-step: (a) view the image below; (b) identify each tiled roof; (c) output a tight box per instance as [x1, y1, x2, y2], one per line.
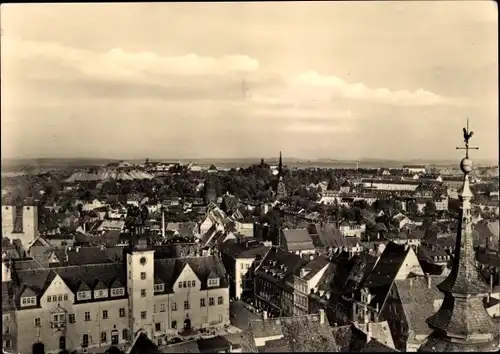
[331, 324, 367, 352]
[66, 247, 116, 266]
[247, 314, 338, 352]
[355, 321, 395, 349]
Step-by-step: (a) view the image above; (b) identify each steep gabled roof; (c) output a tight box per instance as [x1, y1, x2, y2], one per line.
[394, 276, 445, 338]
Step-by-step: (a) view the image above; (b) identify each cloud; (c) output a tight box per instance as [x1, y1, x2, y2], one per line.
[3, 38, 260, 81]
[284, 123, 352, 133]
[293, 70, 455, 106]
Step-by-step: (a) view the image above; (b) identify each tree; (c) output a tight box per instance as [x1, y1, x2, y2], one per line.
[407, 200, 419, 216]
[423, 200, 437, 217]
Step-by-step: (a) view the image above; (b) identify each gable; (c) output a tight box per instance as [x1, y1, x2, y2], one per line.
[48, 252, 60, 264]
[21, 286, 38, 298]
[395, 248, 424, 280]
[42, 273, 73, 299]
[174, 262, 201, 285]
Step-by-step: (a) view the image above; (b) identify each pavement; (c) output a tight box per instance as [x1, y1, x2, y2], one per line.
[229, 300, 261, 331]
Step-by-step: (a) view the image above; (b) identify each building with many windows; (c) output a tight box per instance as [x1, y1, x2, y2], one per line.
[3, 242, 230, 354]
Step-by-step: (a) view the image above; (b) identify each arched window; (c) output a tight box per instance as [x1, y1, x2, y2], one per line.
[59, 336, 66, 350]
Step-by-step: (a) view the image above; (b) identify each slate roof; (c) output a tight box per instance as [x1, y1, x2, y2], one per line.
[342, 253, 378, 295]
[294, 256, 330, 281]
[153, 256, 228, 292]
[11, 253, 227, 308]
[308, 223, 346, 249]
[282, 229, 315, 251]
[361, 339, 399, 352]
[219, 241, 269, 259]
[102, 230, 122, 246]
[363, 242, 409, 289]
[360, 242, 412, 310]
[129, 332, 162, 354]
[256, 247, 309, 286]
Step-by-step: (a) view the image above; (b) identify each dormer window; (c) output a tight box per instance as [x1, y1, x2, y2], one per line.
[77, 291, 91, 301]
[111, 288, 125, 297]
[21, 296, 36, 307]
[208, 278, 220, 287]
[154, 284, 164, 293]
[94, 289, 109, 299]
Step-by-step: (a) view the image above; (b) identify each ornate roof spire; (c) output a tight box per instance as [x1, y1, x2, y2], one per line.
[420, 119, 499, 352]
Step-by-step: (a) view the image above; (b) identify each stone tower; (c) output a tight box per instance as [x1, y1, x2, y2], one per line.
[419, 121, 499, 352]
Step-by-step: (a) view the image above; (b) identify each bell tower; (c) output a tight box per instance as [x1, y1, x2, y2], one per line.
[419, 119, 499, 352]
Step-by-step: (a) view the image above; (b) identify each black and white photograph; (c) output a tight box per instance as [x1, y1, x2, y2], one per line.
[1, 2, 498, 353]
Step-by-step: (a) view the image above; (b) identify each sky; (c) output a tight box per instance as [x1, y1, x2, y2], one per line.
[1, 2, 498, 161]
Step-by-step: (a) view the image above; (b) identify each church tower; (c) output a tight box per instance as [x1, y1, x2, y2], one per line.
[420, 120, 499, 352]
[275, 151, 286, 200]
[203, 176, 218, 205]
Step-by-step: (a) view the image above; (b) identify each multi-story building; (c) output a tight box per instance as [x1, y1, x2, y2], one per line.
[403, 165, 427, 174]
[360, 178, 420, 191]
[291, 256, 331, 316]
[2, 203, 39, 252]
[5, 242, 230, 354]
[219, 240, 269, 301]
[338, 222, 366, 238]
[254, 248, 309, 318]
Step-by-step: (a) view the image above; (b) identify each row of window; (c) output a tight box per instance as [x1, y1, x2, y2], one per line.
[21, 296, 37, 307]
[240, 263, 251, 269]
[81, 329, 128, 347]
[153, 315, 224, 331]
[77, 287, 125, 301]
[179, 280, 196, 288]
[34, 308, 127, 326]
[47, 294, 69, 303]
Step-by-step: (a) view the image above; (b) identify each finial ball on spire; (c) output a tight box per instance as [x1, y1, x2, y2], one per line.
[460, 157, 473, 174]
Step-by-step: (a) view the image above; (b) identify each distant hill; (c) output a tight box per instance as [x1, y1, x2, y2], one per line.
[2, 156, 498, 172]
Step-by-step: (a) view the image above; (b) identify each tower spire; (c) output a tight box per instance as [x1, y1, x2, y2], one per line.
[420, 119, 499, 352]
[275, 151, 286, 200]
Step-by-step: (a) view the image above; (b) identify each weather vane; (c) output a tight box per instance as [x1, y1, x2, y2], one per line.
[456, 117, 478, 158]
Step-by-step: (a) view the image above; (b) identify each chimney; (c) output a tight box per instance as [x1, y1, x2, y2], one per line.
[76, 246, 80, 253]
[263, 311, 268, 320]
[427, 275, 432, 289]
[83, 222, 86, 234]
[352, 303, 357, 322]
[490, 273, 494, 293]
[319, 309, 325, 324]
[100, 244, 105, 251]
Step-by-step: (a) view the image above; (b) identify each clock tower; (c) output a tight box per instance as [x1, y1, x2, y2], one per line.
[126, 241, 155, 341]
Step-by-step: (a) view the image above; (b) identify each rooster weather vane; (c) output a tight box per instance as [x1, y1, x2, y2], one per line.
[456, 118, 478, 158]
